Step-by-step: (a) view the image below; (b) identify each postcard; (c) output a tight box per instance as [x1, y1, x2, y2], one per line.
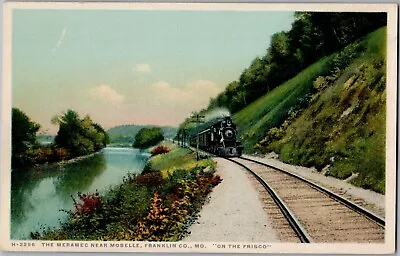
[0, 2, 397, 254]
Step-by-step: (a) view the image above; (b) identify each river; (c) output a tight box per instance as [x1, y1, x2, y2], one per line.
[10, 147, 149, 239]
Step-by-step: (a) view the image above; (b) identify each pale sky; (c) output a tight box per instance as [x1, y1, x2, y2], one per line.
[12, 9, 294, 134]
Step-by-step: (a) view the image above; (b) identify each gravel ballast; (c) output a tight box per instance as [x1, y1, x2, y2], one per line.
[184, 158, 280, 242]
[245, 154, 385, 214]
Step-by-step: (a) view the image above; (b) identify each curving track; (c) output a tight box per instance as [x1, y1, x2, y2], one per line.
[226, 156, 385, 243]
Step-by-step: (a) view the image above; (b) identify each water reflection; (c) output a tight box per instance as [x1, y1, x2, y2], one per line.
[10, 147, 147, 239]
[54, 154, 107, 201]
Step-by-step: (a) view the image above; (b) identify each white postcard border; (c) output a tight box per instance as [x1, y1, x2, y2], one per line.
[1, 2, 397, 254]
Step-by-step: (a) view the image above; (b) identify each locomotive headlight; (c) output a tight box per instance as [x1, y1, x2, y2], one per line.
[224, 129, 234, 140]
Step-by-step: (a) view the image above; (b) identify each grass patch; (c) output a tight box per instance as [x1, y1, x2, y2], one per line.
[234, 55, 332, 151]
[149, 147, 195, 173]
[146, 142, 215, 178]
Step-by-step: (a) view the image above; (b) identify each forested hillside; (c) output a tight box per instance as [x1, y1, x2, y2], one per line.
[206, 12, 386, 113]
[254, 28, 387, 193]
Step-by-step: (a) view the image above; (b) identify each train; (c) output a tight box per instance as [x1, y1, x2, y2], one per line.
[189, 116, 243, 157]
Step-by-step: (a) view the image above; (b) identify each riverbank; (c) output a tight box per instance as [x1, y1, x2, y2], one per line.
[11, 147, 148, 239]
[36, 150, 101, 168]
[12, 150, 103, 179]
[34, 142, 220, 241]
[12, 145, 107, 175]
[106, 143, 132, 148]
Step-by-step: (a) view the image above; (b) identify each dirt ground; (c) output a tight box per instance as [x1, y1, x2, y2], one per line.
[183, 158, 280, 242]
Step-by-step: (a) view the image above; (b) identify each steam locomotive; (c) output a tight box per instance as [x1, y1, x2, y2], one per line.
[189, 116, 243, 157]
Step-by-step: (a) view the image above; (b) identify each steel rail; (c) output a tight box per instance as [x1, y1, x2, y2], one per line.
[239, 156, 385, 228]
[225, 157, 313, 243]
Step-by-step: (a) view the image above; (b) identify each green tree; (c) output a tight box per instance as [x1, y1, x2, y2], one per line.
[53, 110, 82, 156]
[204, 12, 387, 115]
[93, 123, 110, 147]
[53, 110, 108, 157]
[267, 31, 291, 63]
[80, 116, 104, 151]
[239, 58, 269, 97]
[133, 127, 164, 149]
[11, 108, 40, 169]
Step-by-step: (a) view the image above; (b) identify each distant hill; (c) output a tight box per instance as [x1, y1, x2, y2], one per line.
[107, 125, 178, 145]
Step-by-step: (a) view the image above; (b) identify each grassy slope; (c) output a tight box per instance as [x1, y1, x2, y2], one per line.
[233, 56, 332, 151]
[249, 28, 387, 193]
[148, 142, 214, 178]
[278, 28, 386, 193]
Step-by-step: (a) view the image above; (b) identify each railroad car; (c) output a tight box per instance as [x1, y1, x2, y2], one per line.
[190, 116, 243, 157]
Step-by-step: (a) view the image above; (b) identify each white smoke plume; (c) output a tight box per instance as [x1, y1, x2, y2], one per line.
[204, 108, 231, 122]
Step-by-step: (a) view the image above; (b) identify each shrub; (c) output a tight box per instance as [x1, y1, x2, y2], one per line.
[134, 171, 165, 188]
[32, 145, 70, 164]
[135, 192, 189, 241]
[330, 41, 365, 71]
[53, 147, 69, 161]
[151, 145, 170, 156]
[34, 146, 53, 164]
[134, 171, 222, 241]
[73, 192, 102, 216]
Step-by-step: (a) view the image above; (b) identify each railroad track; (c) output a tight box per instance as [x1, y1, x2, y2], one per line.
[225, 156, 385, 243]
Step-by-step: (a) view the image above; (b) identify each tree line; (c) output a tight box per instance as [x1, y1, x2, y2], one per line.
[206, 12, 387, 113]
[12, 108, 109, 170]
